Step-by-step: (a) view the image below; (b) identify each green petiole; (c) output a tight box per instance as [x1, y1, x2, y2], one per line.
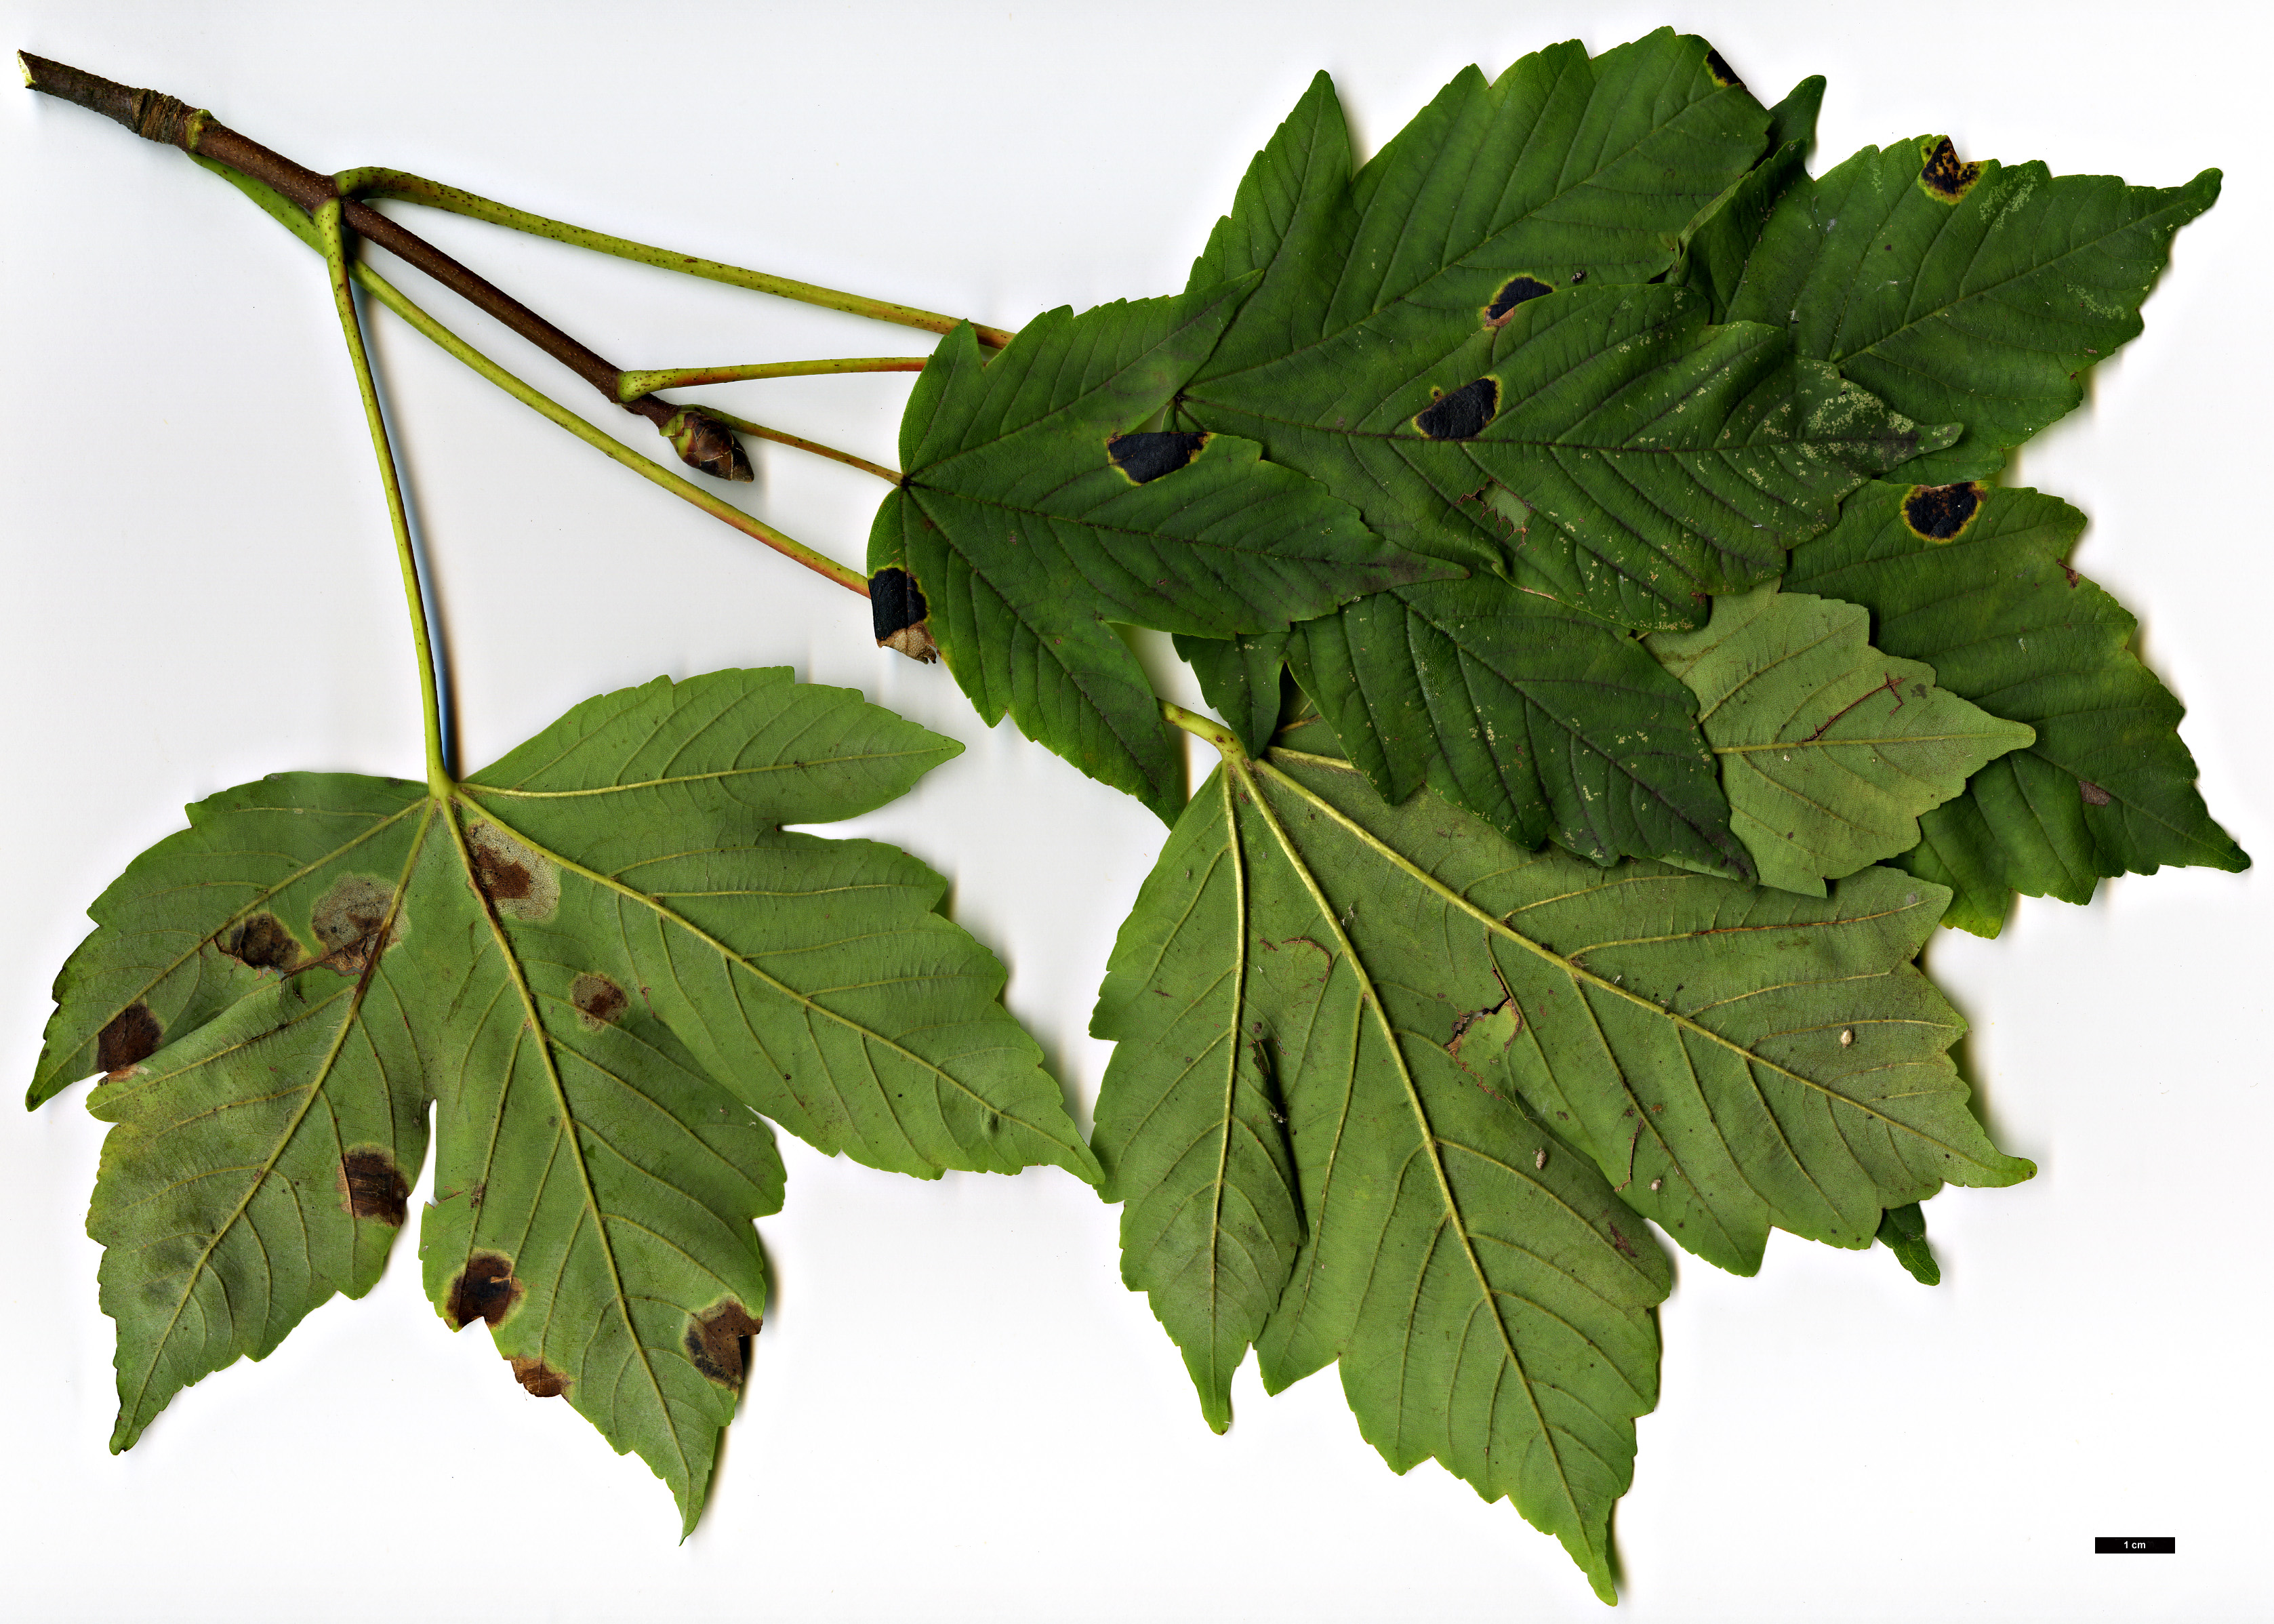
[334, 167, 1016, 349]
[313, 196, 453, 792]
[616, 357, 930, 400]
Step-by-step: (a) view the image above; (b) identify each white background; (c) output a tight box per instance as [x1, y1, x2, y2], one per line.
[2, 3, 2267, 1619]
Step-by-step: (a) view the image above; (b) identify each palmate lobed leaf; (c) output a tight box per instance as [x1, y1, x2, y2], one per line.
[1155, 34, 1949, 885]
[1784, 481, 2250, 932]
[869, 279, 1448, 821]
[1093, 716, 2029, 1598]
[1172, 37, 1947, 627]
[38, 669, 1092, 1528]
[1646, 584, 2035, 895]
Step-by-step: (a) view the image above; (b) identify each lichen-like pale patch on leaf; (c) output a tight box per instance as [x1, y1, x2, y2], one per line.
[40, 670, 1089, 1530]
[1722, 139, 2219, 481]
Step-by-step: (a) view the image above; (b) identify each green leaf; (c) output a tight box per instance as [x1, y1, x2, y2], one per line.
[1724, 138, 2219, 482]
[37, 670, 1090, 1528]
[1783, 481, 2250, 933]
[1094, 716, 2030, 1597]
[1283, 582, 1750, 876]
[1174, 42, 1949, 631]
[1646, 585, 2034, 895]
[870, 284, 1446, 821]
[1093, 733, 1670, 1602]
[1875, 1202, 1940, 1286]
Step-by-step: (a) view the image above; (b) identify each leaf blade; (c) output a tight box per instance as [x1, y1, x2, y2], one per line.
[1726, 141, 2219, 481]
[1647, 586, 2035, 893]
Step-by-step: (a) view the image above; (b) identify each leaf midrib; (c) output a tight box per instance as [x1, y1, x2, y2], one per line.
[436, 795, 695, 1497]
[468, 750, 948, 799]
[1227, 750, 1593, 1547]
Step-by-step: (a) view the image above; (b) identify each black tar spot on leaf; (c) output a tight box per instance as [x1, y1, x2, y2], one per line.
[96, 1002, 161, 1075]
[1703, 47, 1743, 89]
[339, 1148, 409, 1225]
[1919, 136, 1984, 201]
[870, 566, 941, 663]
[1413, 378, 1501, 441]
[1485, 276, 1553, 326]
[1901, 482, 1985, 542]
[686, 1300, 763, 1386]
[1107, 430, 1211, 483]
[445, 1252, 523, 1331]
[870, 566, 929, 639]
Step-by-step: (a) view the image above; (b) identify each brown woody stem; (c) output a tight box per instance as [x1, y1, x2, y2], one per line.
[21, 52, 697, 449]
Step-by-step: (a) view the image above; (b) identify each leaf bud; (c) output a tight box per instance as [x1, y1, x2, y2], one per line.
[662, 407, 753, 482]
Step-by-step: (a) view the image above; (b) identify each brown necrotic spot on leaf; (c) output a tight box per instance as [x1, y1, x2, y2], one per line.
[1107, 430, 1211, 484]
[466, 824, 559, 922]
[1703, 46, 1743, 89]
[1413, 378, 1501, 441]
[220, 912, 301, 972]
[445, 1252, 524, 1331]
[1901, 481, 1986, 542]
[1918, 136, 1984, 202]
[96, 1003, 162, 1076]
[509, 1356, 569, 1398]
[312, 875, 404, 975]
[1484, 276, 1554, 327]
[869, 565, 940, 664]
[685, 1300, 764, 1387]
[572, 972, 630, 1030]
[2079, 779, 2114, 807]
[338, 1148, 409, 1225]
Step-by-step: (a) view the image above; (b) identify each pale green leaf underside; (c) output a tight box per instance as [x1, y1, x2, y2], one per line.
[1095, 741, 1671, 1602]
[1242, 726, 2031, 1278]
[1093, 718, 2030, 1597]
[40, 670, 1088, 1528]
[872, 284, 1445, 820]
[1648, 586, 2033, 895]
[1784, 482, 2249, 933]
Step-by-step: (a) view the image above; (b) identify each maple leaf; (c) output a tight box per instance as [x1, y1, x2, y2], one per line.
[33, 670, 1093, 1528]
[1157, 37, 1949, 874]
[1092, 713, 2030, 1597]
